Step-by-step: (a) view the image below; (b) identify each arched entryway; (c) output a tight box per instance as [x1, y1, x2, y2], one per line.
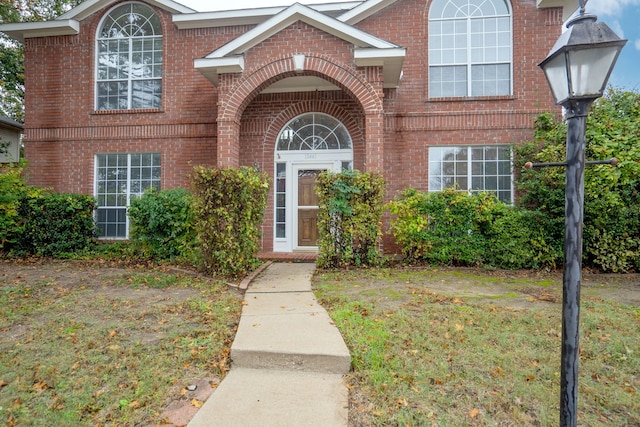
[273, 112, 353, 252]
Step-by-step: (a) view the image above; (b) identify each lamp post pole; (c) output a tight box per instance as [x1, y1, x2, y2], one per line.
[559, 99, 591, 426]
[536, 3, 626, 424]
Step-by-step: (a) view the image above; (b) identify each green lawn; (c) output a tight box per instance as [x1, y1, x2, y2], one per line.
[314, 268, 640, 426]
[0, 261, 243, 426]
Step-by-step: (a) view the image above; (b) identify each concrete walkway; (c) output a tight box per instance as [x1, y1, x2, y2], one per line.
[188, 263, 351, 427]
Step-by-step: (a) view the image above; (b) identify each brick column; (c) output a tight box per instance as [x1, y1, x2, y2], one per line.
[216, 119, 240, 168]
[364, 111, 385, 173]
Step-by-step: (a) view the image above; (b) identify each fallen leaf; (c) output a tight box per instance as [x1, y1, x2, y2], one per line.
[469, 408, 480, 418]
[455, 323, 464, 331]
[191, 399, 204, 408]
[109, 330, 117, 338]
[32, 380, 49, 391]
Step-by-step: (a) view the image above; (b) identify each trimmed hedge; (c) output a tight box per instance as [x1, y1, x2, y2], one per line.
[18, 192, 96, 256]
[388, 188, 556, 269]
[191, 166, 269, 277]
[316, 170, 385, 268]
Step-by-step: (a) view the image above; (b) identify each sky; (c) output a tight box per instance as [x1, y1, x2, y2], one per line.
[180, 0, 640, 90]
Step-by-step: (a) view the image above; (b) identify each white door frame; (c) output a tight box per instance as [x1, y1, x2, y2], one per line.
[273, 151, 351, 253]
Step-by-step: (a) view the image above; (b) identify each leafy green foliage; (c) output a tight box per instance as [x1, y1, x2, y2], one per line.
[18, 192, 96, 256]
[191, 166, 269, 277]
[514, 88, 640, 272]
[0, 162, 39, 251]
[388, 188, 558, 269]
[128, 188, 194, 260]
[316, 170, 385, 268]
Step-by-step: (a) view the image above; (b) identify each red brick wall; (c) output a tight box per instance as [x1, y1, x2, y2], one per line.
[21, 0, 563, 252]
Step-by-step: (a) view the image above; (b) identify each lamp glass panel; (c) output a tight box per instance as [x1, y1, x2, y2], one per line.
[542, 53, 569, 104]
[568, 46, 620, 97]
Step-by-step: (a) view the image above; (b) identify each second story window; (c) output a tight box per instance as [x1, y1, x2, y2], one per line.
[428, 0, 512, 98]
[96, 2, 162, 110]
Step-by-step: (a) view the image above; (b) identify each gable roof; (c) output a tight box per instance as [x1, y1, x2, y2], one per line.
[195, 2, 406, 88]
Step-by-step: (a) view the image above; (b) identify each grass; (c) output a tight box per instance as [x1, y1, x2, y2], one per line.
[314, 268, 640, 426]
[0, 261, 243, 426]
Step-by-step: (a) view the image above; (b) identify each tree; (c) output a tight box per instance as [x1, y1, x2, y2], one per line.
[514, 87, 640, 272]
[0, 0, 85, 121]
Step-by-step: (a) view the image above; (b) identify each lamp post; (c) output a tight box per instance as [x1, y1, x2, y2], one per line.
[537, 2, 626, 426]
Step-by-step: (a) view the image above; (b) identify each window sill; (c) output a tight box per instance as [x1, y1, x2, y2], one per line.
[92, 108, 164, 115]
[427, 95, 515, 103]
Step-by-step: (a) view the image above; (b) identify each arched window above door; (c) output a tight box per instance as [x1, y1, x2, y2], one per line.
[277, 113, 352, 151]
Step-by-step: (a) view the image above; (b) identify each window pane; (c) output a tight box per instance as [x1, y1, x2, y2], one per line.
[276, 113, 352, 151]
[95, 153, 161, 238]
[429, 145, 512, 202]
[429, 0, 511, 98]
[97, 4, 162, 110]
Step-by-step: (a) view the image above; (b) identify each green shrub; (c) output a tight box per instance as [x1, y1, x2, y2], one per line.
[316, 170, 385, 268]
[191, 166, 269, 277]
[0, 163, 32, 251]
[514, 90, 640, 272]
[389, 188, 558, 269]
[483, 206, 560, 270]
[18, 192, 96, 256]
[128, 188, 194, 260]
[389, 188, 490, 265]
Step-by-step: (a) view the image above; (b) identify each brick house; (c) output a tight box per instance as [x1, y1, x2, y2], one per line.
[0, 0, 571, 253]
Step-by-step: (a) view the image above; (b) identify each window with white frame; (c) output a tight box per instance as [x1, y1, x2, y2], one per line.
[96, 3, 162, 110]
[95, 153, 161, 238]
[428, 0, 512, 98]
[428, 146, 512, 202]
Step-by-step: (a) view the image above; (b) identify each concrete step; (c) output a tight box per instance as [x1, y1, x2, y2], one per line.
[187, 368, 348, 427]
[231, 291, 351, 374]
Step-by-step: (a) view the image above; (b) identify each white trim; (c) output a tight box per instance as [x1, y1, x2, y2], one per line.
[172, 2, 362, 29]
[354, 47, 406, 88]
[193, 56, 244, 85]
[338, 0, 400, 24]
[204, 3, 397, 60]
[0, 20, 79, 43]
[58, 0, 195, 21]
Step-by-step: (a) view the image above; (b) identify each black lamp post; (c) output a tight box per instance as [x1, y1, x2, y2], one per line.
[537, 2, 626, 426]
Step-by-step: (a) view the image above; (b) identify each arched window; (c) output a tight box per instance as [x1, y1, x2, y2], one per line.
[96, 2, 162, 110]
[428, 0, 512, 98]
[277, 113, 352, 151]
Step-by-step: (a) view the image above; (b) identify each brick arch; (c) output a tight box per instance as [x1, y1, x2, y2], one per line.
[217, 53, 385, 171]
[219, 54, 383, 123]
